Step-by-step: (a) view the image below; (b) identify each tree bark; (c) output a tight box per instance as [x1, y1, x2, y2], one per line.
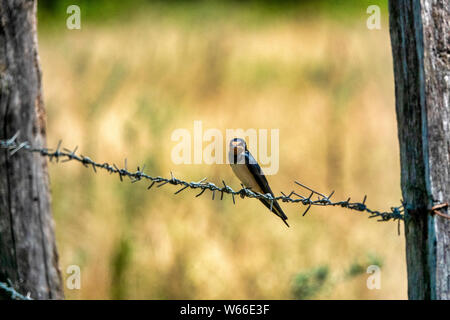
[388, 0, 449, 300]
[0, 0, 63, 299]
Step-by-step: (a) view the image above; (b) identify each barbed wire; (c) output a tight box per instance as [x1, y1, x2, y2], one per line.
[0, 133, 404, 224]
[0, 281, 32, 300]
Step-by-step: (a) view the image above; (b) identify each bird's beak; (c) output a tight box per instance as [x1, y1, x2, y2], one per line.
[231, 141, 239, 154]
[231, 141, 242, 155]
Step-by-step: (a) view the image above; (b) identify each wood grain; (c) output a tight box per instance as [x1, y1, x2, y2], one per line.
[0, 0, 63, 299]
[388, 0, 449, 300]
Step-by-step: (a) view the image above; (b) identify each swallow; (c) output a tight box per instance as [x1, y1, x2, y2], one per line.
[228, 138, 289, 227]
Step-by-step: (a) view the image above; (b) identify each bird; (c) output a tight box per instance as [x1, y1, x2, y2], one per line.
[228, 138, 289, 227]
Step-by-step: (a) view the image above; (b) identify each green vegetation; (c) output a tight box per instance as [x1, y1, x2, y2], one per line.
[292, 265, 329, 299]
[292, 253, 384, 299]
[39, 0, 389, 27]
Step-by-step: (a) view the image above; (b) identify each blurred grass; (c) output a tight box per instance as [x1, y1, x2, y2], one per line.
[38, 0, 406, 299]
[39, 0, 389, 24]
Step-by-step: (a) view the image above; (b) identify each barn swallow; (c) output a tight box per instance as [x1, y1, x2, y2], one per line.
[229, 138, 289, 227]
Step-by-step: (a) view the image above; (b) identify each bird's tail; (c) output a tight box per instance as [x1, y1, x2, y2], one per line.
[259, 198, 289, 227]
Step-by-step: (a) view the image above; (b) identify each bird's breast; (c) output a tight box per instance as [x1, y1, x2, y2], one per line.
[230, 163, 263, 194]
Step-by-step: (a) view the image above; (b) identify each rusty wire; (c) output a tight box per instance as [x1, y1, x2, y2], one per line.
[0, 132, 404, 223]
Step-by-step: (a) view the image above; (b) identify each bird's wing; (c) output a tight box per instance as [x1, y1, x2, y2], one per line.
[244, 152, 274, 195]
[244, 151, 289, 223]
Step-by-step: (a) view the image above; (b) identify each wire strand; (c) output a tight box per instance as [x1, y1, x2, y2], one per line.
[0, 133, 404, 222]
[0, 281, 32, 300]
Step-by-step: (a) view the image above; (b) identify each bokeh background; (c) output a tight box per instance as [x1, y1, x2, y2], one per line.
[37, 0, 406, 299]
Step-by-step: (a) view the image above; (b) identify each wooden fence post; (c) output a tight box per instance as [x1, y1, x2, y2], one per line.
[388, 0, 449, 299]
[0, 0, 64, 299]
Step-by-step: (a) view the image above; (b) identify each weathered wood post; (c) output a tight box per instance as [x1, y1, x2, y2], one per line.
[0, 0, 64, 299]
[388, 0, 449, 299]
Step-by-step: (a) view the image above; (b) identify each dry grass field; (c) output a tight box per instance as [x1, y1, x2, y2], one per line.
[38, 1, 407, 299]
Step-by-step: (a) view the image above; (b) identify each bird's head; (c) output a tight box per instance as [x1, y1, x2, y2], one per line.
[229, 138, 246, 156]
